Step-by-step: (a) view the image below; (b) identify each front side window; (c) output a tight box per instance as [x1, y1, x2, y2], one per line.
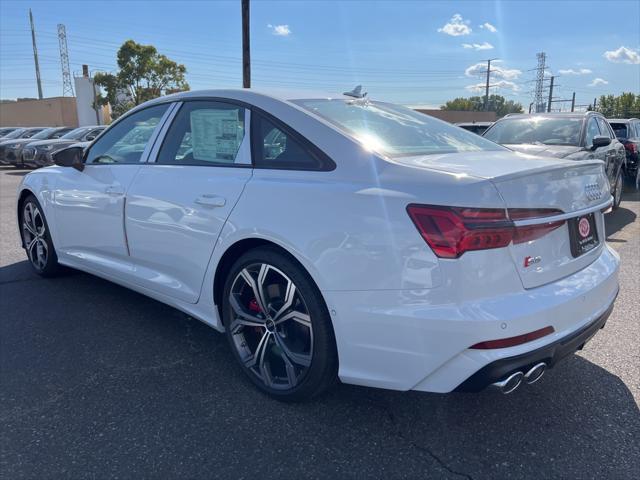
[294, 99, 503, 157]
[596, 117, 613, 139]
[86, 103, 169, 164]
[584, 118, 601, 147]
[22, 128, 46, 139]
[484, 117, 583, 146]
[157, 101, 246, 165]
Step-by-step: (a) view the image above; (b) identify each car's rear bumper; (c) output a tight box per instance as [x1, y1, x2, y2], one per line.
[325, 244, 619, 393]
[454, 293, 616, 391]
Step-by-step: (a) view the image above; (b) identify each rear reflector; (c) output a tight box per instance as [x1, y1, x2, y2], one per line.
[407, 205, 565, 258]
[470, 326, 555, 349]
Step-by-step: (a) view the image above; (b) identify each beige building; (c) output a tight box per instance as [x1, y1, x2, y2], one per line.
[0, 97, 79, 127]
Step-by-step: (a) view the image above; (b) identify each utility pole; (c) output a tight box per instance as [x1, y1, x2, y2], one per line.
[241, 0, 251, 88]
[571, 92, 576, 112]
[483, 58, 498, 111]
[593, 97, 597, 110]
[547, 76, 555, 113]
[29, 9, 43, 99]
[57, 24, 74, 97]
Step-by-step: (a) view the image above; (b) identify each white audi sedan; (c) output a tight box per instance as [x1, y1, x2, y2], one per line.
[17, 89, 619, 400]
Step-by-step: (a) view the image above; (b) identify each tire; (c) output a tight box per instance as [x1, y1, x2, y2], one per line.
[222, 246, 338, 401]
[19, 194, 61, 277]
[612, 170, 623, 210]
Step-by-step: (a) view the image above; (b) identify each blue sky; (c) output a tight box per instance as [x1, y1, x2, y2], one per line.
[1, 0, 638, 109]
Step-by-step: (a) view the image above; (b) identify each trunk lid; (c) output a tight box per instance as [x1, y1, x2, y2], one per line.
[395, 151, 611, 288]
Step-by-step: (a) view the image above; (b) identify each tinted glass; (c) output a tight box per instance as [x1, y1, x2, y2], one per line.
[21, 128, 45, 138]
[2, 128, 25, 139]
[484, 117, 583, 146]
[253, 113, 324, 170]
[158, 101, 246, 165]
[596, 118, 613, 139]
[50, 128, 73, 139]
[29, 128, 58, 140]
[61, 127, 91, 140]
[294, 99, 502, 156]
[86, 104, 169, 164]
[584, 118, 601, 146]
[610, 123, 628, 139]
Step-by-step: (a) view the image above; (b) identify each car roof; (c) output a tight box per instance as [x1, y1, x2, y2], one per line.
[607, 118, 639, 122]
[501, 112, 602, 120]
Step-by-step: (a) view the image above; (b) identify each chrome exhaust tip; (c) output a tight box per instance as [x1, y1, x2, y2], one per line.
[524, 362, 546, 385]
[491, 371, 524, 394]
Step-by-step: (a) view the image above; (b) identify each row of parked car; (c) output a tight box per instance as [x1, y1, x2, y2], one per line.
[0, 125, 106, 169]
[457, 113, 640, 194]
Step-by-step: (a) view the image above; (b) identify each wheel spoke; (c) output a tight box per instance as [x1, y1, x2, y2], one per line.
[240, 267, 269, 315]
[229, 294, 265, 328]
[22, 221, 36, 236]
[273, 310, 311, 329]
[274, 332, 312, 368]
[244, 330, 270, 369]
[272, 279, 296, 322]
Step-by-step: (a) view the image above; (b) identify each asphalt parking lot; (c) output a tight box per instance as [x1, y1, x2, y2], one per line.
[1, 166, 638, 480]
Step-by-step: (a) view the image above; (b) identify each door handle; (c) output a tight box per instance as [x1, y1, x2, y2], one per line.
[195, 194, 226, 207]
[105, 185, 125, 196]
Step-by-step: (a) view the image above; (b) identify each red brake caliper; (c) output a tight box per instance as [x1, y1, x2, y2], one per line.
[248, 299, 261, 313]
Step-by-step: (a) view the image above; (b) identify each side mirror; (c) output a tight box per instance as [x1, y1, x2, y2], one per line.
[591, 135, 611, 150]
[53, 146, 85, 171]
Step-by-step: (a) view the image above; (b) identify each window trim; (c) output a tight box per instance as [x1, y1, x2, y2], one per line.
[250, 108, 336, 172]
[150, 99, 253, 168]
[83, 102, 174, 166]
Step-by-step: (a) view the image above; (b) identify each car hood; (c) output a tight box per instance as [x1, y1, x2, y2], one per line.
[502, 143, 584, 158]
[0, 139, 31, 148]
[391, 149, 580, 180]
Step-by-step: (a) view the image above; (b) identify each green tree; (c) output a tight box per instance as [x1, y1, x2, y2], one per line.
[441, 94, 523, 117]
[94, 40, 189, 119]
[596, 92, 640, 118]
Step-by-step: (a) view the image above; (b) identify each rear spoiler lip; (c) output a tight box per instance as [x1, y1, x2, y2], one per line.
[489, 158, 606, 184]
[512, 196, 613, 227]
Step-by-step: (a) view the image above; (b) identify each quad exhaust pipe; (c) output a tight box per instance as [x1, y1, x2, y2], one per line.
[490, 362, 547, 394]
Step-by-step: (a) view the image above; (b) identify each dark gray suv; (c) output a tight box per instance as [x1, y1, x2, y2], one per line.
[483, 112, 626, 208]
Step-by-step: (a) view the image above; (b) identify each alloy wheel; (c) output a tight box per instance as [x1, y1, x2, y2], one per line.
[228, 263, 313, 390]
[22, 202, 48, 271]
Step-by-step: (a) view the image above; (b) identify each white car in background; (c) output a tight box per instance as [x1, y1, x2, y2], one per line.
[17, 89, 619, 400]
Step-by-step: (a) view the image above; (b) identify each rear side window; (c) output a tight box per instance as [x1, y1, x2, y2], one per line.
[157, 101, 246, 166]
[251, 112, 333, 171]
[609, 123, 628, 139]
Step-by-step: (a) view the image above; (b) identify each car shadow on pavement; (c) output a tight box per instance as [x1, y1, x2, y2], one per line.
[605, 206, 637, 238]
[3, 170, 29, 177]
[1, 262, 638, 479]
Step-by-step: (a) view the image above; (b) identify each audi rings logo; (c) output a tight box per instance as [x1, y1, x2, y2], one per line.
[584, 183, 602, 201]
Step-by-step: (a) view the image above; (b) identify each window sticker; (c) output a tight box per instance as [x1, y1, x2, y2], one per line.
[190, 109, 243, 162]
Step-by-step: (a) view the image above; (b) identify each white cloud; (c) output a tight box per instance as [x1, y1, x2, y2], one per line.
[588, 78, 609, 87]
[267, 24, 291, 36]
[462, 42, 494, 51]
[437, 14, 472, 36]
[479, 22, 497, 33]
[603, 46, 640, 64]
[466, 80, 520, 92]
[465, 61, 522, 80]
[558, 68, 593, 75]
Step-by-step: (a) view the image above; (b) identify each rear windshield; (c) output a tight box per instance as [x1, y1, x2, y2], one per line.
[483, 117, 583, 146]
[609, 123, 628, 139]
[293, 99, 504, 157]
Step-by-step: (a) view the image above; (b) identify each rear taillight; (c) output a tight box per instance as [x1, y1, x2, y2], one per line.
[406, 205, 564, 258]
[625, 143, 637, 154]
